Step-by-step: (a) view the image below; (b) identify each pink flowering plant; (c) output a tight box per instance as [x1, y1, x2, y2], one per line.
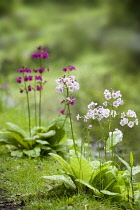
[56, 65, 80, 153]
[0, 47, 70, 157]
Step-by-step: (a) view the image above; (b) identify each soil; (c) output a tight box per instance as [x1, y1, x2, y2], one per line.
[0, 188, 25, 210]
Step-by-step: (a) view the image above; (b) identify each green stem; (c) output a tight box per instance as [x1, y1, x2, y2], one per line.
[26, 91, 31, 137]
[131, 166, 135, 207]
[34, 89, 37, 127]
[87, 127, 92, 160]
[67, 103, 77, 154]
[38, 58, 43, 127]
[23, 72, 31, 136]
[39, 87, 42, 127]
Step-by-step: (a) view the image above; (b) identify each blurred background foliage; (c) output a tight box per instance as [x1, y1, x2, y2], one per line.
[0, 0, 140, 163]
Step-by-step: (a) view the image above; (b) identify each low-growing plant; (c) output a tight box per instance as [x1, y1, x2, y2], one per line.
[0, 115, 70, 157]
[43, 150, 140, 209]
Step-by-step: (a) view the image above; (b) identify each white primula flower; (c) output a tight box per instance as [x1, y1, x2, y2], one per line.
[126, 110, 137, 118]
[117, 98, 124, 105]
[76, 114, 81, 120]
[120, 118, 128, 126]
[113, 100, 119, 108]
[87, 101, 98, 109]
[128, 121, 135, 128]
[56, 85, 63, 94]
[121, 112, 126, 118]
[102, 108, 110, 118]
[103, 101, 108, 106]
[104, 89, 110, 94]
[104, 92, 112, 100]
[112, 92, 118, 99]
[135, 119, 138, 125]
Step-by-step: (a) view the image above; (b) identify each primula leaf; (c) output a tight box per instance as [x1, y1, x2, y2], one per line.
[11, 150, 23, 157]
[6, 122, 27, 138]
[0, 139, 8, 145]
[129, 151, 134, 168]
[46, 115, 70, 145]
[23, 146, 41, 157]
[100, 189, 119, 196]
[31, 126, 47, 136]
[117, 155, 131, 172]
[132, 166, 140, 175]
[24, 137, 36, 146]
[42, 175, 76, 190]
[90, 160, 100, 170]
[76, 179, 101, 196]
[90, 161, 114, 183]
[36, 140, 49, 145]
[38, 130, 56, 138]
[106, 133, 122, 153]
[0, 131, 29, 149]
[49, 153, 74, 175]
[70, 155, 93, 181]
[91, 165, 118, 191]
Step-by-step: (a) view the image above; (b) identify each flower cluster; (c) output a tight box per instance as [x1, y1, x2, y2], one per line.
[16, 67, 47, 93]
[62, 65, 76, 72]
[32, 46, 49, 59]
[104, 89, 124, 107]
[56, 75, 79, 94]
[56, 66, 79, 114]
[80, 103, 116, 122]
[120, 110, 138, 128]
[61, 97, 76, 106]
[77, 89, 138, 128]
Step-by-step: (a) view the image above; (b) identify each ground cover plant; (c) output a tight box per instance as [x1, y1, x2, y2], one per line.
[0, 46, 140, 210]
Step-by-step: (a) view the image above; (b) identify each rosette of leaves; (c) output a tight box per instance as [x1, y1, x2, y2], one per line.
[42, 151, 140, 208]
[0, 115, 70, 157]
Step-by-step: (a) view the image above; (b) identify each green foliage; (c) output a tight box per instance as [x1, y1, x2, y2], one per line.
[43, 151, 140, 208]
[106, 133, 122, 153]
[0, 115, 70, 157]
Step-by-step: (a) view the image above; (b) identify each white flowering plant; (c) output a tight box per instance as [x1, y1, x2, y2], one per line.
[43, 73, 140, 209]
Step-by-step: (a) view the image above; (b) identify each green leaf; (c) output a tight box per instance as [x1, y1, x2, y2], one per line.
[106, 132, 122, 153]
[76, 179, 101, 196]
[90, 161, 114, 183]
[23, 147, 41, 157]
[31, 126, 47, 136]
[117, 155, 131, 172]
[100, 189, 119, 196]
[132, 166, 140, 175]
[129, 151, 134, 168]
[0, 139, 8, 145]
[36, 140, 49, 145]
[0, 131, 29, 149]
[90, 160, 100, 170]
[6, 122, 27, 138]
[24, 137, 37, 146]
[38, 130, 56, 138]
[45, 115, 70, 146]
[42, 175, 76, 190]
[70, 155, 93, 181]
[49, 153, 74, 175]
[11, 150, 23, 157]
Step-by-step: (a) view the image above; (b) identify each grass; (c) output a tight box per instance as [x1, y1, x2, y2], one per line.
[0, 147, 124, 210]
